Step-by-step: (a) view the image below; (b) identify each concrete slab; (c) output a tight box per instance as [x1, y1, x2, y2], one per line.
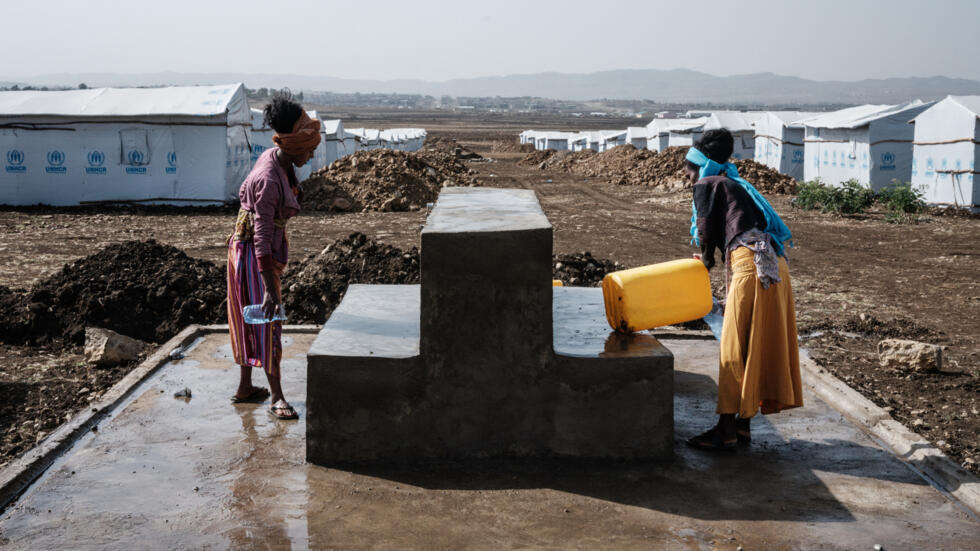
[2, 333, 977, 549]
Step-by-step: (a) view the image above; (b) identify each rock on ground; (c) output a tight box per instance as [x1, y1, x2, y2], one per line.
[878, 338, 944, 372]
[84, 327, 146, 367]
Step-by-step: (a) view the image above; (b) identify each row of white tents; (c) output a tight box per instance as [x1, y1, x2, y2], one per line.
[0, 83, 426, 206]
[521, 97, 979, 210]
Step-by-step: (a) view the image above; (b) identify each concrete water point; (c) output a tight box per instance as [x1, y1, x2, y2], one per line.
[306, 187, 674, 464]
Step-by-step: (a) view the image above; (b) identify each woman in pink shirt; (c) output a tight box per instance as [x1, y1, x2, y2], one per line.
[227, 91, 321, 420]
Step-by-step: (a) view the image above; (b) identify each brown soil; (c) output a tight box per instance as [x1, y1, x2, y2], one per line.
[2, 240, 225, 349]
[0, 115, 977, 476]
[301, 149, 478, 213]
[282, 232, 420, 324]
[518, 146, 797, 193]
[491, 141, 535, 153]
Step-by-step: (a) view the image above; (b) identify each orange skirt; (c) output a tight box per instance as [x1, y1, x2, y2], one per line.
[717, 246, 803, 418]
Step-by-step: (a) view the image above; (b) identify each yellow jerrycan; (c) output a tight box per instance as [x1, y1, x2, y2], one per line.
[602, 259, 712, 333]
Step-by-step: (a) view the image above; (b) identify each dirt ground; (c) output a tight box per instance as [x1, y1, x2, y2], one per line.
[0, 112, 977, 476]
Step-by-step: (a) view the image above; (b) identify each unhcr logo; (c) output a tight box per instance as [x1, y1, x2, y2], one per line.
[880, 152, 896, 171]
[45, 150, 67, 174]
[166, 151, 177, 174]
[5, 149, 26, 173]
[86, 150, 106, 175]
[792, 150, 804, 163]
[126, 149, 147, 174]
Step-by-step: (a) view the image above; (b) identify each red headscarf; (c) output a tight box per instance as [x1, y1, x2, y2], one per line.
[272, 111, 321, 157]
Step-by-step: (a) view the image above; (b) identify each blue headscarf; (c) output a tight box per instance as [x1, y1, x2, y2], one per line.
[686, 147, 793, 257]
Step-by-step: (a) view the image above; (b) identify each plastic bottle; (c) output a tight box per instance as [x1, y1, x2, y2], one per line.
[242, 304, 287, 324]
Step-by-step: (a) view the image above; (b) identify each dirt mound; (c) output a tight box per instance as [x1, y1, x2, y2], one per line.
[517, 150, 555, 166]
[424, 136, 485, 160]
[301, 149, 477, 213]
[10, 240, 226, 348]
[733, 159, 798, 194]
[553, 252, 621, 287]
[518, 146, 797, 193]
[492, 141, 536, 153]
[282, 233, 420, 324]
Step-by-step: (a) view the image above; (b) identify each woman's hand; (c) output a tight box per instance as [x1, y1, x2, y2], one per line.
[259, 269, 281, 321]
[261, 289, 280, 321]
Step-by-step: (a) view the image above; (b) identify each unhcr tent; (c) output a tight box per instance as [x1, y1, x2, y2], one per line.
[0, 83, 251, 206]
[645, 118, 688, 152]
[667, 118, 707, 148]
[598, 130, 627, 152]
[321, 119, 347, 166]
[802, 101, 933, 190]
[703, 112, 760, 160]
[626, 127, 648, 149]
[585, 132, 604, 151]
[753, 111, 820, 180]
[910, 96, 980, 211]
[568, 132, 589, 151]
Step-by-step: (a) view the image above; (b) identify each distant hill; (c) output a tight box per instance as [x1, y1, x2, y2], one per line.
[6, 69, 980, 105]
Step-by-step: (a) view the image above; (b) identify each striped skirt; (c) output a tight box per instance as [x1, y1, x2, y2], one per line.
[226, 238, 283, 378]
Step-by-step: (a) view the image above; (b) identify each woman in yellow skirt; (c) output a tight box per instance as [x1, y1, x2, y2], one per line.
[684, 129, 803, 451]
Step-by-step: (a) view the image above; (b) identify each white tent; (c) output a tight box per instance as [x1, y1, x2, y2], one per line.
[753, 111, 820, 180]
[802, 101, 934, 190]
[568, 132, 589, 151]
[535, 131, 573, 150]
[320, 119, 347, 166]
[667, 118, 708, 148]
[249, 108, 328, 181]
[910, 96, 980, 211]
[645, 118, 688, 152]
[626, 127, 648, 149]
[598, 130, 627, 152]
[585, 132, 604, 151]
[0, 83, 251, 206]
[703, 112, 760, 160]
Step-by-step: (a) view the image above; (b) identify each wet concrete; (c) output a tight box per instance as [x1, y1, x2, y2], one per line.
[1, 332, 978, 549]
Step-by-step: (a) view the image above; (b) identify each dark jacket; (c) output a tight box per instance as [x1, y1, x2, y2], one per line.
[693, 175, 765, 257]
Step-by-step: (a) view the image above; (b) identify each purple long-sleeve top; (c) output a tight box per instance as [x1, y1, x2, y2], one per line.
[238, 148, 301, 272]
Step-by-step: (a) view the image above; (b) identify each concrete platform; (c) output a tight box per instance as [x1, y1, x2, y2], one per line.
[307, 188, 674, 464]
[2, 332, 977, 549]
[308, 283, 672, 463]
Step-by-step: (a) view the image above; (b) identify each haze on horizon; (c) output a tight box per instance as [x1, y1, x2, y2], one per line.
[2, 0, 979, 84]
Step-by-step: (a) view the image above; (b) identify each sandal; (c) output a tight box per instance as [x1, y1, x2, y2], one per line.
[686, 427, 736, 452]
[231, 386, 270, 404]
[269, 399, 299, 420]
[735, 417, 751, 444]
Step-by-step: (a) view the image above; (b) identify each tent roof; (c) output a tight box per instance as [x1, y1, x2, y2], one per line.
[705, 112, 758, 132]
[646, 118, 688, 133]
[800, 101, 926, 129]
[666, 117, 708, 134]
[626, 126, 647, 140]
[765, 111, 823, 128]
[599, 130, 627, 139]
[321, 119, 343, 135]
[909, 95, 980, 122]
[949, 95, 980, 117]
[0, 83, 249, 123]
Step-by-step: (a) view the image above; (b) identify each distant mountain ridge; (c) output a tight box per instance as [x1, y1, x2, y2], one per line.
[6, 69, 980, 105]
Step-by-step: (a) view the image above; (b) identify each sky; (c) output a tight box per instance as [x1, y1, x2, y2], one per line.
[3, 0, 979, 83]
